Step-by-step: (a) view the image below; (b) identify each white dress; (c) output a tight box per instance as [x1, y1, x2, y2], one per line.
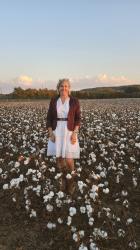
[47, 96, 80, 158]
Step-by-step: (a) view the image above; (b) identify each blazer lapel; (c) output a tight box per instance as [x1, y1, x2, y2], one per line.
[68, 95, 73, 119]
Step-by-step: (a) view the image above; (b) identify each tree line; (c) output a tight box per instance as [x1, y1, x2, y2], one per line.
[0, 85, 140, 99]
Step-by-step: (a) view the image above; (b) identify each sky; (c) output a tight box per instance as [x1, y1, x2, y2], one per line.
[0, 0, 140, 93]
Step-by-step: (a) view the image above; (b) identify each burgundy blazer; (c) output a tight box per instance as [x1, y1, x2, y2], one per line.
[46, 95, 81, 131]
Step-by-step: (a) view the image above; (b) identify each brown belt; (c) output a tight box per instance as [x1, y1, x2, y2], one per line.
[57, 118, 68, 121]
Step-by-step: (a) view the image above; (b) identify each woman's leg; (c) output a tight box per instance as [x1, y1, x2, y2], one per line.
[65, 158, 75, 171]
[56, 156, 66, 171]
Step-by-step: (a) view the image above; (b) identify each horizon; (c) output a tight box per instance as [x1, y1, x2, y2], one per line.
[0, 0, 140, 94]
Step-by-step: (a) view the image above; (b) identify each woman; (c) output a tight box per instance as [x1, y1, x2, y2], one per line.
[46, 78, 81, 195]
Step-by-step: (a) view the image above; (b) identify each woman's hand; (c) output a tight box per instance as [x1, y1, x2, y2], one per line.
[49, 132, 55, 143]
[70, 132, 77, 144]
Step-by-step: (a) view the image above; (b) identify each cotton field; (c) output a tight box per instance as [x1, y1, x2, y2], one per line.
[0, 98, 140, 250]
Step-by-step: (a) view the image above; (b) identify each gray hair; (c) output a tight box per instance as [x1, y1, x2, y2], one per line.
[56, 78, 71, 95]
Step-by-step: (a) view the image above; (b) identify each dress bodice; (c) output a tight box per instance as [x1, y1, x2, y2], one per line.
[56, 96, 70, 118]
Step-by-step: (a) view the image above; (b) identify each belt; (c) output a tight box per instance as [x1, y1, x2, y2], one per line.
[57, 118, 68, 121]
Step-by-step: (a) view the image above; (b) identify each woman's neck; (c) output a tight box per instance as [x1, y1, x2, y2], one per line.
[60, 94, 69, 100]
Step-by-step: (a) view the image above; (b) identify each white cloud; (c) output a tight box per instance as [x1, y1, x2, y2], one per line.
[70, 74, 136, 90]
[13, 75, 33, 86]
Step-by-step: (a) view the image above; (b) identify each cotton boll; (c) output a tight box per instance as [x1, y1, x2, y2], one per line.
[12, 197, 16, 202]
[90, 242, 99, 250]
[103, 188, 109, 194]
[67, 216, 72, 226]
[24, 158, 30, 165]
[80, 206, 86, 214]
[133, 177, 137, 187]
[49, 167, 55, 172]
[66, 173, 72, 179]
[121, 190, 128, 197]
[135, 142, 140, 149]
[46, 204, 54, 212]
[30, 209, 37, 218]
[116, 175, 120, 183]
[123, 199, 129, 208]
[69, 207, 77, 216]
[47, 222, 56, 229]
[55, 173, 62, 179]
[86, 204, 93, 216]
[57, 191, 64, 198]
[14, 161, 20, 168]
[57, 217, 63, 224]
[71, 226, 77, 232]
[100, 171, 106, 178]
[78, 243, 88, 250]
[128, 241, 138, 249]
[130, 157, 136, 163]
[55, 198, 63, 208]
[43, 191, 54, 202]
[91, 185, 98, 193]
[117, 229, 125, 237]
[78, 181, 87, 193]
[126, 218, 133, 225]
[89, 217, 94, 226]
[79, 230, 85, 238]
[10, 174, 24, 189]
[37, 171, 42, 179]
[73, 232, 79, 242]
[26, 168, 36, 175]
[3, 183, 9, 190]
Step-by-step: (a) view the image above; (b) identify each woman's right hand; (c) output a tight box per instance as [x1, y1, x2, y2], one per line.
[49, 132, 55, 143]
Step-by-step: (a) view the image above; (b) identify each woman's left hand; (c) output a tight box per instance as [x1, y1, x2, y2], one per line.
[70, 132, 77, 144]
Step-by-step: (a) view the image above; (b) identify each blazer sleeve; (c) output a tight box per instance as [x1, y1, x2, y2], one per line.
[74, 98, 81, 127]
[46, 98, 53, 129]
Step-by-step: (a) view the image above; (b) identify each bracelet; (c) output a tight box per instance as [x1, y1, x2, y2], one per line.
[73, 130, 78, 134]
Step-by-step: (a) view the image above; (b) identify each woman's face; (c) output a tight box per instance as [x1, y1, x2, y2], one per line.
[59, 81, 70, 96]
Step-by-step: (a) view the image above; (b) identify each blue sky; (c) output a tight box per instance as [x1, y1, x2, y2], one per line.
[0, 0, 140, 93]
